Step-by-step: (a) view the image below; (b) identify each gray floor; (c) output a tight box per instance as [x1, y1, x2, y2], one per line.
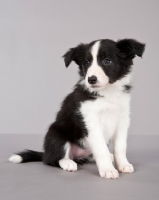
[0, 134, 159, 200]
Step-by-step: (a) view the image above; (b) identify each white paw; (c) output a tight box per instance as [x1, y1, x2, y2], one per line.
[117, 163, 134, 173]
[9, 154, 22, 163]
[99, 167, 119, 179]
[59, 159, 77, 172]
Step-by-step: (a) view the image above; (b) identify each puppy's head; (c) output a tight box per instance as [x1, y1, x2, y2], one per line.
[63, 39, 145, 91]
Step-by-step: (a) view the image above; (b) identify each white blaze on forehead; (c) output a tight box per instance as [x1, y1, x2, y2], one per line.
[91, 41, 100, 65]
[85, 40, 109, 90]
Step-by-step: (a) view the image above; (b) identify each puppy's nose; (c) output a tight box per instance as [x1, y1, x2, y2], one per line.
[88, 75, 97, 84]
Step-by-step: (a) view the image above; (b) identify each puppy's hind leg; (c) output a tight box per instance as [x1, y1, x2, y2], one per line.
[59, 143, 77, 172]
[43, 126, 77, 172]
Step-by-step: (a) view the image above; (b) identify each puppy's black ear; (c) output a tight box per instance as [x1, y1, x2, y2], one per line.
[63, 48, 76, 67]
[116, 39, 145, 60]
[63, 43, 86, 67]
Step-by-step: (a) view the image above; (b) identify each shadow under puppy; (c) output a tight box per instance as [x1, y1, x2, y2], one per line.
[9, 38, 145, 179]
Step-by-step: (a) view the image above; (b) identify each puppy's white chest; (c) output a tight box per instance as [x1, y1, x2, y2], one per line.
[97, 97, 120, 140]
[98, 100, 120, 141]
[80, 95, 121, 142]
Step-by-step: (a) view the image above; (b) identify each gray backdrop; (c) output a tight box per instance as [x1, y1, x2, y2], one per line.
[0, 0, 158, 135]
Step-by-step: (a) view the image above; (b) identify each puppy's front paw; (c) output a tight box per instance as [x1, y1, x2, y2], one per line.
[99, 167, 119, 179]
[117, 163, 134, 173]
[59, 159, 77, 172]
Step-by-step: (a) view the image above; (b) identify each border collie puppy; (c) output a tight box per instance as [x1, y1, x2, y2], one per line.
[9, 39, 145, 179]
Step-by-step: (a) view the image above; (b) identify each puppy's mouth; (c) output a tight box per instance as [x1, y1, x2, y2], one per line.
[88, 84, 107, 91]
[90, 85, 100, 88]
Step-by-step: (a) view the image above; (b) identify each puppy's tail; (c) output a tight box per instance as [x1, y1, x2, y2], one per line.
[9, 150, 43, 164]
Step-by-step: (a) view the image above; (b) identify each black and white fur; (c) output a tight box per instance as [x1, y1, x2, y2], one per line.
[9, 39, 145, 179]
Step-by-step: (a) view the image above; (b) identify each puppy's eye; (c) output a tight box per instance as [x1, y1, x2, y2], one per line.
[83, 60, 90, 67]
[103, 58, 112, 65]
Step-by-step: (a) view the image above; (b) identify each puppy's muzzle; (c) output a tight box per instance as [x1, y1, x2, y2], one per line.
[88, 75, 97, 84]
